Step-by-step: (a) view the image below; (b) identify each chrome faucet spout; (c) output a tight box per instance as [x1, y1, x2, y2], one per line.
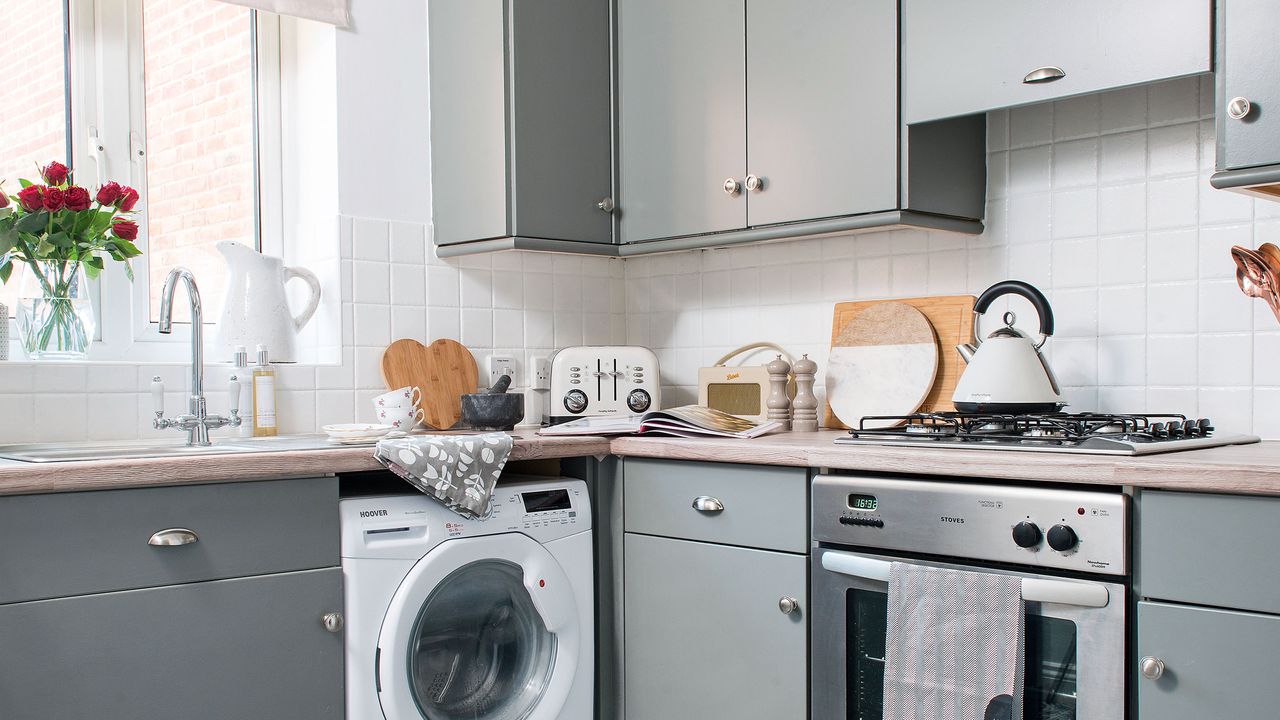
[152, 267, 238, 445]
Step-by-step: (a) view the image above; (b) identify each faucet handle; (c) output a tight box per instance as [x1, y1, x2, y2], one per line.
[151, 376, 165, 418]
[228, 375, 241, 419]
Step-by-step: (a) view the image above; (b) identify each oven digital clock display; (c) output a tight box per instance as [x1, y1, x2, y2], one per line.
[848, 494, 878, 512]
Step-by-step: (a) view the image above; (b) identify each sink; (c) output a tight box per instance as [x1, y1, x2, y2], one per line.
[0, 440, 281, 463]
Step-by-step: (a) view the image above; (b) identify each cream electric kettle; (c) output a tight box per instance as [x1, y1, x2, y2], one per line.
[952, 280, 1066, 413]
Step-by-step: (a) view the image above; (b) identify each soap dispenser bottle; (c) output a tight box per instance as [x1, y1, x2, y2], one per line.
[251, 344, 278, 437]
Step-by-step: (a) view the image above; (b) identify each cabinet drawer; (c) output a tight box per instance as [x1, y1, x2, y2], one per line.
[1137, 601, 1280, 719]
[0, 477, 338, 604]
[902, 0, 1210, 123]
[1138, 490, 1280, 614]
[0, 567, 344, 720]
[623, 458, 807, 552]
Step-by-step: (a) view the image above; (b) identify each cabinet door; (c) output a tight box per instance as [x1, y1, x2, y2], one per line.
[745, 0, 897, 226]
[617, 0, 747, 243]
[902, 0, 1210, 124]
[624, 534, 806, 720]
[0, 568, 344, 720]
[1219, 0, 1280, 170]
[1137, 600, 1280, 718]
[510, 0, 614, 243]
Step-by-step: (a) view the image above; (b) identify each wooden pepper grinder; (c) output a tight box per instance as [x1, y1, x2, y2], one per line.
[791, 354, 819, 432]
[766, 354, 792, 431]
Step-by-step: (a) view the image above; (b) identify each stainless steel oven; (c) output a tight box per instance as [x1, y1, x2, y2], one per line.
[811, 474, 1128, 720]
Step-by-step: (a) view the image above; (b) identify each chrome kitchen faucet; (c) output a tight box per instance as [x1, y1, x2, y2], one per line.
[151, 267, 242, 446]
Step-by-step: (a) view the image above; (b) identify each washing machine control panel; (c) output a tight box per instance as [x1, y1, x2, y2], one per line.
[451, 479, 589, 542]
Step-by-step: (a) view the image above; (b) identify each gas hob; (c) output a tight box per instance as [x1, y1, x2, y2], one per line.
[834, 412, 1261, 455]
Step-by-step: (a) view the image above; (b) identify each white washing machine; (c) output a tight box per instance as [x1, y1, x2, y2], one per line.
[341, 477, 593, 720]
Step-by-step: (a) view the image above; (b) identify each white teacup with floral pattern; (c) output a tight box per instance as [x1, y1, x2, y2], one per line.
[375, 403, 425, 430]
[373, 386, 422, 410]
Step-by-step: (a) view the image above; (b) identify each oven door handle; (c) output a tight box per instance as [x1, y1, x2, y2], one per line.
[820, 551, 1110, 609]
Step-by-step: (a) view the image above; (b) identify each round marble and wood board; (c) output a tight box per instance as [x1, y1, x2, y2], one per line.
[825, 302, 939, 429]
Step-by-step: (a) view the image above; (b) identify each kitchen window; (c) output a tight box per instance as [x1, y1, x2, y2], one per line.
[2, 0, 336, 362]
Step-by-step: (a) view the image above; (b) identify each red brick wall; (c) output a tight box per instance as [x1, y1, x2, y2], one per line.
[0, 0, 67, 311]
[143, 0, 256, 321]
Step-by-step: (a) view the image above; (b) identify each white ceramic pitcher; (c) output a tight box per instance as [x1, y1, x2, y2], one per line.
[215, 241, 321, 362]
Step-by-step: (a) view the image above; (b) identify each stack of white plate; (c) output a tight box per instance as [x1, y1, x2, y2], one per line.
[321, 423, 397, 445]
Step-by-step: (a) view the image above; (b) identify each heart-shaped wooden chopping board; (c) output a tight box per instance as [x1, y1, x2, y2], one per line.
[380, 339, 479, 429]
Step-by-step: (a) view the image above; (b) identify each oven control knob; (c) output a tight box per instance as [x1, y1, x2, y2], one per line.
[563, 389, 588, 414]
[1047, 524, 1079, 552]
[1012, 521, 1042, 548]
[627, 388, 652, 413]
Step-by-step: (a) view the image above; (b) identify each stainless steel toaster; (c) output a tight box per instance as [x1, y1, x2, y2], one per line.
[548, 346, 661, 424]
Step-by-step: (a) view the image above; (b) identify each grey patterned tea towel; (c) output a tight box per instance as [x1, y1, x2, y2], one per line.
[374, 433, 513, 519]
[883, 562, 1024, 720]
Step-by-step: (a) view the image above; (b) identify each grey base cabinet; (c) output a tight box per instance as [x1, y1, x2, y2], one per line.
[1136, 601, 1280, 719]
[623, 534, 806, 720]
[0, 568, 344, 720]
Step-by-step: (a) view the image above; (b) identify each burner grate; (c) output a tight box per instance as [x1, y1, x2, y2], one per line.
[851, 412, 1213, 445]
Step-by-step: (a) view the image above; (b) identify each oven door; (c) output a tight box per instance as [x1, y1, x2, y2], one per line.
[812, 547, 1126, 720]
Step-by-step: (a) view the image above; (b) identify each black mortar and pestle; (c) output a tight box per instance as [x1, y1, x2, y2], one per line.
[460, 374, 524, 431]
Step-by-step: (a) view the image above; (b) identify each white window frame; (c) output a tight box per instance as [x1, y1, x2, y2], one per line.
[59, 0, 287, 363]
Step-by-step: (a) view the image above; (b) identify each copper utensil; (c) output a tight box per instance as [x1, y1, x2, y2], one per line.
[1232, 245, 1280, 323]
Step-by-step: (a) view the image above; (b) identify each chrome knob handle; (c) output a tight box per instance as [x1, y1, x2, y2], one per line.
[1023, 66, 1065, 84]
[745, 174, 764, 192]
[692, 495, 724, 513]
[148, 528, 199, 547]
[1139, 656, 1165, 680]
[322, 612, 344, 633]
[778, 596, 800, 615]
[597, 196, 615, 213]
[1228, 96, 1253, 120]
[723, 178, 741, 196]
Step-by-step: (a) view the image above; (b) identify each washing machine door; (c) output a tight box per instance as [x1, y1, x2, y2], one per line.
[377, 532, 581, 720]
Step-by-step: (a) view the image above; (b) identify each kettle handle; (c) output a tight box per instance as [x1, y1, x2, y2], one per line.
[284, 266, 322, 332]
[973, 280, 1055, 339]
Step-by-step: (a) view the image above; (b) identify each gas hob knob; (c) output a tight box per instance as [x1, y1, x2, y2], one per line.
[627, 388, 652, 413]
[1012, 521, 1042, 548]
[563, 389, 589, 414]
[1167, 420, 1186, 438]
[1047, 524, 1079, 552]
[1197, 418, 1214, 435]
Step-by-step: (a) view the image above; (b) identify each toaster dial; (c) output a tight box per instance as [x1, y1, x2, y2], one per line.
[627, 389, 652, 413]
[563, 389, 589, 414]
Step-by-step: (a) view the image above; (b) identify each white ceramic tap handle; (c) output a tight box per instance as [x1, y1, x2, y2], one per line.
[228, 375, 241, 417]
[151, 376, 165, 417]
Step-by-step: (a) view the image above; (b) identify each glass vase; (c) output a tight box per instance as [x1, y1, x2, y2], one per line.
[15, 260, 95, 360]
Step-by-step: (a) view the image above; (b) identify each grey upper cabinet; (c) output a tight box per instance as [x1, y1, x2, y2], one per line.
[617, 0, 747, 243]
[1211, 0, 1280, 196]
[745, 0, 897, 226]
[429, 0, 614, 252]
[902, 0, 1211, 124]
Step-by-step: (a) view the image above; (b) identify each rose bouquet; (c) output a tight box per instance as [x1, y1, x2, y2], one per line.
[0, 161, 143, 358]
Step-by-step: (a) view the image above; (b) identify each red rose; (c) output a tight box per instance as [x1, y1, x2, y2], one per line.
[96, 182, 122, 206]
[41, 161, 69, 186]
[16, 185, 43, 212]
[0, 191, 8, 209]
[64, 186, 91, 212]
[111, 219, 138, 241]
[42, 187, 65, 212]
[117, 186, 140, 212]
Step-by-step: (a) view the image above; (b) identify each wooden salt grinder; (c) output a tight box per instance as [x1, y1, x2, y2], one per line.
[791, 354, 819, 432]
[766, 354, 792, 431]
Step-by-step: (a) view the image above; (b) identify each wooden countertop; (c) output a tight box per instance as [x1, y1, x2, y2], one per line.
[2, 428, 1279, 497]
[0, 431, 612, 496]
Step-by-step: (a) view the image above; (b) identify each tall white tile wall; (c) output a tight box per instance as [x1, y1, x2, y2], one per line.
[0, 216, 624, 444]
[626, 77, 1280, 438]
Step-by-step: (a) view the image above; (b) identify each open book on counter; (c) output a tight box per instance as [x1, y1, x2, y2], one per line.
[537, 405, 783, 439]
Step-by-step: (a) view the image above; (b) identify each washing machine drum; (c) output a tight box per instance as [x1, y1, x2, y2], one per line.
[378, 533, 581, 720]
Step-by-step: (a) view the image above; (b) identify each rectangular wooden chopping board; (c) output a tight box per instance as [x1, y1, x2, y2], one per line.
[823, 294, 976, 429]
